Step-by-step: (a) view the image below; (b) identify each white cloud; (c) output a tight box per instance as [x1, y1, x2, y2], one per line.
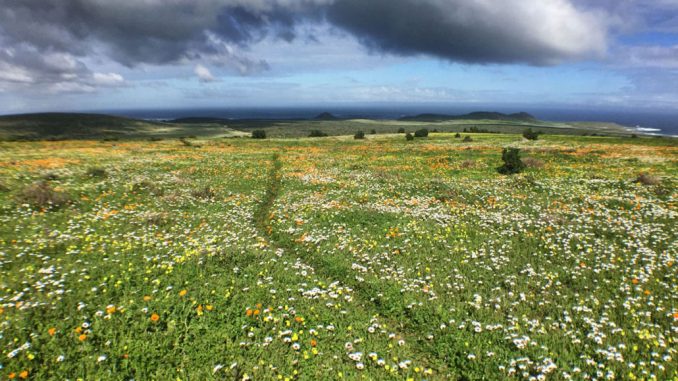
[194, 64, 218, 82]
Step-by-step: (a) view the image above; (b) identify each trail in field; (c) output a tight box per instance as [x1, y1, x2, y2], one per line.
[252, 152, 451, 376]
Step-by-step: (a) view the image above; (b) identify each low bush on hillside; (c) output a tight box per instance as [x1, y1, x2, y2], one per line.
[405, 133, 414, 141]
[86, 167, 108, 178]
[635, 173, 661, 186]
[309, 130, 328, 137]
[523, 128, 541, 140]
[397, 127, 405, 133]
[252, 130, 267, 139]
[354, 131, 365, 140]
[497, 148, 525, 175]
[414, 129, 429, 138]
[463, 136, 473, 142]
[16, 181, 71, 209]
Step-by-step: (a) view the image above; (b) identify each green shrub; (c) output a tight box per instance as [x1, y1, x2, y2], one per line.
[86, 167, 108, 178]
[497, 148, 525, 175]
[523, 128, 540, 140]
[454, 132, 461, 138]
[414, 128, 429, 138]
[397, 128, 405, 133]
[252, 130, 267, 139]
[16, 181, 71, 209]
[370, 129, 377, 135]
[463, 136, 473, 142]
[309, 130, 328, 137]
[405, 133, 414, 141]
[354, 131, 365, 140]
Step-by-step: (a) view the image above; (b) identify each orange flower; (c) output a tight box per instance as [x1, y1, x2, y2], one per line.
[48, 327, 56, 336]
[632, 278, 639, 285]
[106, 306, 116, 314]
[579, 262, 586, 268]
[673, 312, 678, 320]
[310, 339, 317, 347]
[644, 290, 651, 295]
[74, 327, 82, 334]
[143, 295, 152, 302]
[150, 313, 160, 322]
[246, 308, 253, 317]
[179, 289, 187, 297]
[253, 309, 260, 316]
[19, 371, 28, 379]
[8, 372, 16, 379]
[295, 316, 304, 323]
[78, 334, 87, 341]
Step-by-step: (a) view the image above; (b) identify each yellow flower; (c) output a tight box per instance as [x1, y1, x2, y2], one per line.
[179, 289, 187, 297]
[48, 327, 56, 336]
[150, 313, 160, 322]
[79, 334, 87, 341]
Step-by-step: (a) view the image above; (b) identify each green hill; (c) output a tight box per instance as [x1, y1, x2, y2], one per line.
[0, 113, 246, 140]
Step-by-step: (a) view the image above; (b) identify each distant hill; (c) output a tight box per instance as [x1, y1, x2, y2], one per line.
[0, 112, 246, 140]
[313, 112, 340, 121]
[399, 111, 537, 122]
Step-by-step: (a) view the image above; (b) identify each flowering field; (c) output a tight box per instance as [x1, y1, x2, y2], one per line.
[0, 133, 676, 380]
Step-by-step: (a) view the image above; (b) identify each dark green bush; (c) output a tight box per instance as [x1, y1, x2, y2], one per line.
[463, 136, 473, 142]
[309, 130, 328, 137]
[397, 127, 405, 133]
[523, 128, 540, 140]
[405, 133, 414, 141]
[86, 167, 108, 178]
[497, 148, 525, 175]
[370, 129, 377, 135]
[252, 130, 267, 139]
[414, 129, 429, 138]
[454, 132, 461, 138]
[354, 131, 365, 139]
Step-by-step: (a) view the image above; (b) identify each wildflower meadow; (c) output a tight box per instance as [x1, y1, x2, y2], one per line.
[0, 132, 676, 380]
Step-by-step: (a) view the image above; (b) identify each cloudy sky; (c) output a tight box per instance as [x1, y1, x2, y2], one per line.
[0, 0, 676, 114]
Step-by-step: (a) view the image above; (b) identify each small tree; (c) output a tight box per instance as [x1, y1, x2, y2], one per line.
[309, 130, 328, 137]
[497, 148, 525, 175]
[463, 136, 473, 142]
[405, 133, 414, 141]
[252, 130, 267, 139]
[370, 129, 377, 135]
[397, 127, 405, 133]
[354, 131, 365, 140]
[454, 132, 461, 138]
[523, 128, 540, 141]
[414, 128, 429, 138]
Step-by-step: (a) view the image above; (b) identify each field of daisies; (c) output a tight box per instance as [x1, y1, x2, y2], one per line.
[0, 132, 676, 380]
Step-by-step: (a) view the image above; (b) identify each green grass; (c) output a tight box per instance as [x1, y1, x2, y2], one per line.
[0, 131, 676, 380]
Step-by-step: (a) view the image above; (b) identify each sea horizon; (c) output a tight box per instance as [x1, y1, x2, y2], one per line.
[86, 105, 678, 137]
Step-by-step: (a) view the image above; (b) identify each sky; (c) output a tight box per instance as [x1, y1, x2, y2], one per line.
[0, 0, 677, 114]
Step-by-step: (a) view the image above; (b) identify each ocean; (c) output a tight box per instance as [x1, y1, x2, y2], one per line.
[105, 106, 678, 137]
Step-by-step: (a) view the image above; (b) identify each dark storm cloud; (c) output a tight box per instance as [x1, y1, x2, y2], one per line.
[0, 0, 607, 68]
[325, 0, 607, 65]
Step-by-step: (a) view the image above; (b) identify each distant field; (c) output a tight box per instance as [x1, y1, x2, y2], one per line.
[0, 112, 643, 141]
[0, 132, 676, 380]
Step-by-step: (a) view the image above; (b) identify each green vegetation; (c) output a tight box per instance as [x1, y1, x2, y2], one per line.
[497, 147, 526, 174]
[252, 130, 267, 139]
[354, 131, 365, 140]
[414, 128, 429, 138]
[0, 119, 676, 380]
